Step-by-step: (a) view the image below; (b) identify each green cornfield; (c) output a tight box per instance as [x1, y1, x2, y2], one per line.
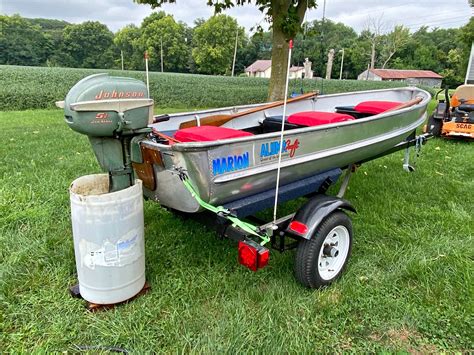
[0, 65, 419, 111]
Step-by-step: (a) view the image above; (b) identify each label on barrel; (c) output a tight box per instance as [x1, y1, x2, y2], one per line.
[81, 228, 142, 269]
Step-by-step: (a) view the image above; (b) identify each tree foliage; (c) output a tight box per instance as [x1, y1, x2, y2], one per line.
[134, 0, 317, 99]
[114, 24, 144, 70]
[0, 15, 49, 66]
[236, 31, 272, 73]
[141, 12, 191, 72]
[192, 15, 245, 75]
[60, 21, 116, 68]
[292, 19, 358, 78]
[0, 12, 471, 87]
[380, 25, 410, 69]
[135, 0, 316, 38]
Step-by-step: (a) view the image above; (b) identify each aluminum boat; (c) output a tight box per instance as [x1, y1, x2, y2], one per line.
[139, 87, 431, 212]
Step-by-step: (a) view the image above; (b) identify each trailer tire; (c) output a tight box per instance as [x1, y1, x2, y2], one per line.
[426, 114, 442, 137]
[294, 211, 352, 288]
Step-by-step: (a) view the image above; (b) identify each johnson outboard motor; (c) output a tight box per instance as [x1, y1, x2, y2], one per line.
[57, 73, 153, 192]
[57, 74, 153, 306]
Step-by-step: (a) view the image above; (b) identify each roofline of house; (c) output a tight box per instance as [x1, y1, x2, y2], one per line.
[367, 68, 442, 79]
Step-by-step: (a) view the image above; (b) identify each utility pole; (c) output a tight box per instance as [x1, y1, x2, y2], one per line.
[160, 38, 164, 73]
[144, 51, 150, 97]
[121, 50, 124, 71]
[320, 0, 327, 93]
[231, 29, 239, 77]
[465, 41, 473, 84]
[339, 48, 345, 80]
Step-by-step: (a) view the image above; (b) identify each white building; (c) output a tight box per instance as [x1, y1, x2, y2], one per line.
[245, 60, 272, 78]
[358, 69, 443, 88]
[289, 66, 304, 79]
[245, 60, 311, 79]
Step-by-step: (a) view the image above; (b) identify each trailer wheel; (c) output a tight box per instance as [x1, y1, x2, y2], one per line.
[294, 211, 352, 288]
[426, 114, 442, 137]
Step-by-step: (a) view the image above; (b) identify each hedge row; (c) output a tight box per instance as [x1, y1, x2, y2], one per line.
[1, 65, 423, 111]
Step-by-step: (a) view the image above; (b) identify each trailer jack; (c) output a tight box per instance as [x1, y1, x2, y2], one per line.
[403, 134, 426, 172]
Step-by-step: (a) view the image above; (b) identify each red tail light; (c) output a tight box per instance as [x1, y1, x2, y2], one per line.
[238, 240, 270, 271]
[288, 220, 308, 235]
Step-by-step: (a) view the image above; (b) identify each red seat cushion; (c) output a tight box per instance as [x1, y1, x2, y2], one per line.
[287, 111, 355, 127]
[174, 125, 254, 142]
[354, 101, 402, 114]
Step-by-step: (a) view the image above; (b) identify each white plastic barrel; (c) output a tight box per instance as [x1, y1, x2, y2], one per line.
[69, 174, 145, 304]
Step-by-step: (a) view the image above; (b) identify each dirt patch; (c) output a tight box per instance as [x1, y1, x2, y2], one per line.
[317, 289, 342, 306]
[387, 327, 413, 343]
[368, 332, 383, 342]
[70, 174, 109, 196]
[370, 327, 439, 353]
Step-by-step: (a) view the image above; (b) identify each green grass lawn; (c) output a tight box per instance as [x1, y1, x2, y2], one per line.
[1, 108, 473, 352]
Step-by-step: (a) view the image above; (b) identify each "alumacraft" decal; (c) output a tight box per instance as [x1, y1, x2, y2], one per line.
[260, 138, 300, 161]
[212, 152, 250, 175]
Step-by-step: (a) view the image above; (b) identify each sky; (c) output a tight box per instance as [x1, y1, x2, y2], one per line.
[2, 0, 472, 34]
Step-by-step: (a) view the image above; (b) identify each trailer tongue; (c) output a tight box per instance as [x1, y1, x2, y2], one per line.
[58, 73, 431, 289]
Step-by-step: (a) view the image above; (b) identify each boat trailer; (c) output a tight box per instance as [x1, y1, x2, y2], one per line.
[167, 132, 431, 288]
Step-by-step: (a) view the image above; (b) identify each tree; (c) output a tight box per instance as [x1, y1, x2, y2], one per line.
[292, 19, 358, 78]
[380, 25, 409, 69]
[0, 15, 49, 66]
[140, 12, 191, 72]
[141, 11, 167, 28]
[192, 14, 245, 75]
[61, 21, 116, 68]
[392, 26, 460, 79]
[440, 48, 463, 86]
[135, 0, 317, 101]
[25, 18, 71, 67]
[114, 24, 145, 70]
[363, 16, 385, 69]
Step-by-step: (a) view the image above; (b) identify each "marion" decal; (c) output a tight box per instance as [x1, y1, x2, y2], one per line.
[212, 152, 250, 175]
[95, 90, 145, 100]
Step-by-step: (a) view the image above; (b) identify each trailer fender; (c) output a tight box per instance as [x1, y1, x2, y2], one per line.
[288, 195, 356, 240]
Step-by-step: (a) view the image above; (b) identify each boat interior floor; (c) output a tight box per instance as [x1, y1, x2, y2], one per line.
[155, 100, 404, 144]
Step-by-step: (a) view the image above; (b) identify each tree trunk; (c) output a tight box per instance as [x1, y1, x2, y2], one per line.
[382, 51, 395, 69]
[325, 49, 335, 80]
[370, 42, 376, 69]
[268, 26, 289, 101]
[267, 0, 307, 101]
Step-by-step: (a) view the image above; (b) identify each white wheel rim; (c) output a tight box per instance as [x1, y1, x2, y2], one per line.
[317, 225, 350, 281]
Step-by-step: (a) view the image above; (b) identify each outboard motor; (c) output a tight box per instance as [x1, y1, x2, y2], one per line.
[57, 73, 153, 192]
[57, 74, 153, 306]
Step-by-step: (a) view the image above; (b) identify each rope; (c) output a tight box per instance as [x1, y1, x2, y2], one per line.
[272, 40, 293, 224]
[151, 128, 181, 144]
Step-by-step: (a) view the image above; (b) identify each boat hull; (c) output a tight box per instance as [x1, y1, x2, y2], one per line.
[141, 87, 430, 212]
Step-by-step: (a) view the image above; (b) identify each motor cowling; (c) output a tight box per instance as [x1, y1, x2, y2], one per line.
[58, 73, 153, 137]
[57, 74, 154, 192]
